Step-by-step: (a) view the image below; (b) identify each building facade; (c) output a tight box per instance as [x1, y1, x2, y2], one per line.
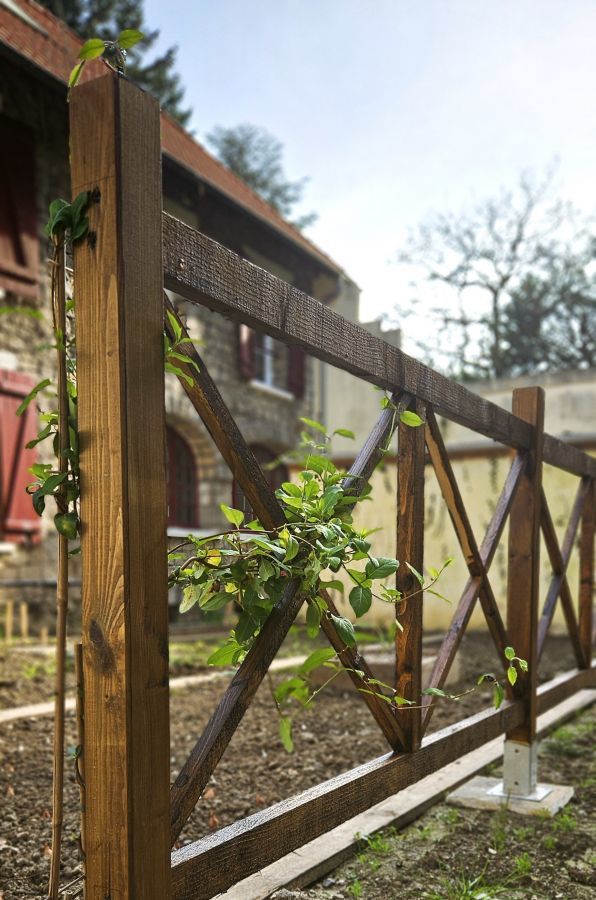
[0, 0, 359, 626]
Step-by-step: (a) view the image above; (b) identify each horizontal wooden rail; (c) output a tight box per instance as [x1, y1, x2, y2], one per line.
[171, 665, 595, 899]
[163, 213, 596, 479]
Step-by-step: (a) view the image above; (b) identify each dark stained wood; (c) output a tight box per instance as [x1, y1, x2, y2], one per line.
[395, 399, 426, 750]
[538, 483, 588, 666]
[166, 308, 406, 842]
[171, 697, 530, 899]
[170, 578, 305, 844]
[578, 479, 595, 665]
[542, 433, 596, 480]
[164, 296, 283, 532]
[536, 663, 596, 712]
[506, 388, 544, 745]
[421, 452, 525, 733]
[424, 409, 510, 655]
[162, 214, 596, 479]
[71, 75, 170, 897]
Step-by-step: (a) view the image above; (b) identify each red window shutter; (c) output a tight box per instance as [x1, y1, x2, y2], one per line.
[238, 324, 256, 379]
[287, 346, 306, 398]
[0, 370, 41, 544]
[0, 117, 39, 299]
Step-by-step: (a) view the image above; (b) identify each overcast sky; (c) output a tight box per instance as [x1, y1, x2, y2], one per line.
[145, 0, 596, 339]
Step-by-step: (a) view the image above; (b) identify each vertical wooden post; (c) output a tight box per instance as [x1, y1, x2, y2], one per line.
[20, 601, 29, 640]
[504, 387, 544, 795]
[70, 73, 170, 898]
[578, 478, 594, 666]
[5, 599, 14, 644]
[395, 400, 426, 751]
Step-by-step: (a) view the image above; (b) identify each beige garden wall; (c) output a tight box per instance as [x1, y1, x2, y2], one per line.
[321, 368, 596, 635]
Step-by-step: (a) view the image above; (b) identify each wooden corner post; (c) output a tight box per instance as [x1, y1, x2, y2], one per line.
[504, 386, 544, 796]
[70, 74, 170, 897]
[395, 400, 426, 751]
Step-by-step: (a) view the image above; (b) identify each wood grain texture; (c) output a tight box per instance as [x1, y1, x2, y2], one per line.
[578, 479, 595, 665]
[171, 699, 527, 898]
[421, 452, 525, 734]
[162, 214, 596, 478]
[421, 409, 511, 730]
[506, 388, 544, 745]
[71, 74, 170, 898]
[165, 307, 406, 842]
[538, 483, 588, 666]
[395, 400, 426, 750]
[171, 662, 595, 900]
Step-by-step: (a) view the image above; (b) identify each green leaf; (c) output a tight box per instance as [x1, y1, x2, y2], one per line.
[504, 646, 516, 661]
[220, 503, 244, 528]
[180, 583, 205, 613]
[79, 38, 106, 60]
[207, 640, 241, 666]
[16, 379, 52, 416]
[235, 611, 257, 643]
[518, 659, 528, 672]
[71, 216, 89, 242]
[330, 614, 356, 647]
[39, 472, 68, 496]
[305, 601, 321, 638]
[349, 585, 372, 618]
[31, 489, 46, 517]
[280, 481, 301, 497]
[258, 558, 276, 581]
[507, 665, 518, 686]
[279, 716, 294, 752]
[399, 410, 424, 427]
[117, 28, 145, 49]
[284, 535, 299, 562]
[299, 647, 337, 675]
[333, 428, 355, 439]
[54, 513, 78, 540]
[201, 591, 231, 612]
[493, 682, 505, 709]
[422, 687, 452, 699]
[166, 308, 183, 342]
[68, 62, 85, 89]
[366, 557, 399, 580]
[299, 417, 327, 435]
[405, 562, 424, 586]
[319, 579, 344, 592]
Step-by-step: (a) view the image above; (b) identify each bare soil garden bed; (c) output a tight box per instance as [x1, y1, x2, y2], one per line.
[0, 633, 586, 898]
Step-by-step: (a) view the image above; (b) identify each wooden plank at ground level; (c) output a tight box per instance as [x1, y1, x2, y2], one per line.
[217, 688, 596, 900]
[172, 664, 594, 899]
[171, 701, 525, 898]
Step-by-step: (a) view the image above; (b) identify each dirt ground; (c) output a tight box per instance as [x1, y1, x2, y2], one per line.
[0, 632, 590, 898]
[285, 703, 596, 900]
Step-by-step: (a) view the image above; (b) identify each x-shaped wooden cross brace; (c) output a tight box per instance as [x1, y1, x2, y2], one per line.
[165, 298, 412, 844]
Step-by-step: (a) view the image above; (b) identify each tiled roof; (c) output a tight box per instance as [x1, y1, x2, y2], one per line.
[0, 0, 343, 274]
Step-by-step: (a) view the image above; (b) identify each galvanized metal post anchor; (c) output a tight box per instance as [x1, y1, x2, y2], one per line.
[446, 737, 574, 817]
[486, 740, 551, 802]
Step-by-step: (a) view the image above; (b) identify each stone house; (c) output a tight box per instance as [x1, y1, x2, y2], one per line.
[0, 0, 359, 625]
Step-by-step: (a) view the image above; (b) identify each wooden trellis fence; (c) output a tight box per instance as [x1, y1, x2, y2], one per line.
[70, 74, 595, 899]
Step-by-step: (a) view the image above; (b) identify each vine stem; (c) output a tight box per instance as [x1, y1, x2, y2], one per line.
[48, 239, 68, 900]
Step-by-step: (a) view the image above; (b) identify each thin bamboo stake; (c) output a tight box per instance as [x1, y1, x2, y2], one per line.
[20, 601, 29, 640]
[5, 599, 14, 644]
[74, 643, 86, 865]
[48, 240, 69, 900]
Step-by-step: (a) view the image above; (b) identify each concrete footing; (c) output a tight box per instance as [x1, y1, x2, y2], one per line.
[447, 774, 574, 817]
